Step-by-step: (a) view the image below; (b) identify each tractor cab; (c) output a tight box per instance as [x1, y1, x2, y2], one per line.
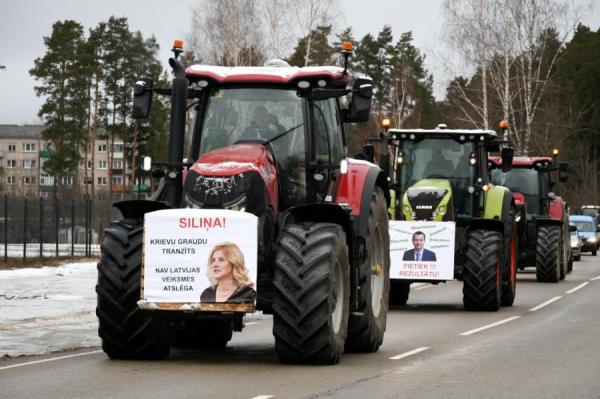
[386, 124, 512, 225]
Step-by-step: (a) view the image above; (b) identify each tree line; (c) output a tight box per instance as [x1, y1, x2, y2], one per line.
[29, 0, 598, 206]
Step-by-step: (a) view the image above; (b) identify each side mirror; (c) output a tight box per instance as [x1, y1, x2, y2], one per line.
[132, 78, 153, 119]
[559, 162, 569, 182]
[345, 78, 373, 123]
[501, 147, 514, 173]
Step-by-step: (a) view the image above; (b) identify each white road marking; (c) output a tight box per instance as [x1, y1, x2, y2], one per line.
[566, 282, 589, 294]
[459, 316, 521, 336]
[245, 322, 258, 326]
[0, 350, 102, 371]
[251, 396, 273, 399]
[529, 296, 562, 312]
[389, 346, 430, 360]
[590, 275, 600, 281]
[413, 284, 433, 291]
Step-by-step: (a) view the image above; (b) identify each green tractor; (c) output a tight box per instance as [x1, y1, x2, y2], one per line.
[364, 123, 518, 311]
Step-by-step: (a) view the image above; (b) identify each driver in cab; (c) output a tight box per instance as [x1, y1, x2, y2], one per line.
[243, 105, 284, 140]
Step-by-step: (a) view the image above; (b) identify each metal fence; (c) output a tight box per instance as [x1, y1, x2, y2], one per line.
[0, 195, 121, 261]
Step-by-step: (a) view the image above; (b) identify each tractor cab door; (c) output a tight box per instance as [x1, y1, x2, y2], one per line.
[310, 98, 344, 203]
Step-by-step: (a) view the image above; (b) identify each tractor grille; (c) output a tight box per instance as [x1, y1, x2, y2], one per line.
[183, 170, 268, 216]
[407, 187, 448, 221]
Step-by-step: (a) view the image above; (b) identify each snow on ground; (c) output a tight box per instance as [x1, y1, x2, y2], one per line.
[0, 262, 99, 357]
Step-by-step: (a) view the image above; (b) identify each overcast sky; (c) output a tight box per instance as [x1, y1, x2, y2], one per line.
[1, 0, 598, 125]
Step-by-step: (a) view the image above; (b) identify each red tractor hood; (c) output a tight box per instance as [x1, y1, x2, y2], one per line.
[187, 143, 278, 212]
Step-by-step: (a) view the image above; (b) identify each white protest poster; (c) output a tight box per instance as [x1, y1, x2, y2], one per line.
[389, 220, 455, 281]
[141, 208, 257, 310]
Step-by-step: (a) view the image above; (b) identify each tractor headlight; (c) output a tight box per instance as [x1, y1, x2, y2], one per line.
[571, 238, 579, 247]
[587, 236, 597, 243]
[438, 206, 446, 214]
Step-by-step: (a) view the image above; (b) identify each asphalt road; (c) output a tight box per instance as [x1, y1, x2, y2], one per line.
[2, 255, 600, 399]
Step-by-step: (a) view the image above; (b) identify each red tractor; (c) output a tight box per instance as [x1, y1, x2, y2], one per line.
[96, 41, 391, 364]
[489, 149, 571, 282]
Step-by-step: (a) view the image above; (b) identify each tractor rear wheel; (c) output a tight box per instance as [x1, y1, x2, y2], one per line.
[389, 280, 410, 306]
[346, 188, 390, 352]
[463, 229, 503, 311]
[273, 223, 350, 364]
[536, 225, 561, 282]
[96, 220, 170, 359]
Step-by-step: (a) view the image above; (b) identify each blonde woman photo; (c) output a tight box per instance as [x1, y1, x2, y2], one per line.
[200, 242, 256, 303]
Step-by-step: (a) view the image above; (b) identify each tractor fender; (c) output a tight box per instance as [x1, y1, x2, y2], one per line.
[472, 187, 515, 235]
[113, 199, 172, 220]
[356, 167, 390, 238]
[534, 217, 563, 227]
[483, 185, 511, 221]
[336, 159, 390, 222]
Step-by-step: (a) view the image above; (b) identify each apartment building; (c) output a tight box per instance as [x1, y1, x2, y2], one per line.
[0, 124, 146, 199]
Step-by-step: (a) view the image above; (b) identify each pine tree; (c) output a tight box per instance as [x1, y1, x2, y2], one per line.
[287, 25, 335, 67]
[30, 20, 88, 199]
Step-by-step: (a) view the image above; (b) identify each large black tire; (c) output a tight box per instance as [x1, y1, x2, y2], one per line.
[345, 188, 390, 352]
[96, 220, 170, 359]
[171, 319, 233, 349]
[389, 280, 410, 306]
[574, 254, 581, 261]
[463, 229, 503, 311]
[501, 215, 518, 307]
[593, 249, 597, 256]
[273, 223, 350, 364]
[536, 225, 561, 282]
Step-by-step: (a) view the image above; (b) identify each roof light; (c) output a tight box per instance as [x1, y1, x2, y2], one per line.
[381, 118, 390, 129]
[317, 79, 327, 87]
[298, 81, 310, 89]
[482, 184, 490, 192]
[340, 159, 348, 174]
[198, 80, 209, 88]
[409, 134, 416, 140]
[552, 148, 559, 156]
[469, 135, 474, 140]
[342, 41, 353, 51]
[468, 186, 476, 194]
[173, 39, 184, 49]
[401, 134, 407, 139]
[469, 152, 477, 165]
[500, 119, 509, 129]
[459, 135, 465, 141]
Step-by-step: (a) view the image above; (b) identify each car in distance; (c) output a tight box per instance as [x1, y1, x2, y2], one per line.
[569, 215, 599, 256]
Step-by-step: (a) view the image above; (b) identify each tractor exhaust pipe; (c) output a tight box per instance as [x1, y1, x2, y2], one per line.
[165, 43, 188, 206]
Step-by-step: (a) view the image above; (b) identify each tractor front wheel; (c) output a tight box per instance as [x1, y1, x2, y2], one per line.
[273, 223, 350, 364]
[389, 280, 410, 306]
[96, 220, 170, 359]
[501, 218, 518, 307]
[463, 229, 503, 311]
[536, 225, 561, 282]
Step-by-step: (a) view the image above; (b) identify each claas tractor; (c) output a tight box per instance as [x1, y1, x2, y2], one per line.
[96, 40, 391, 365]
[363, 122, 518, 311]
[489, 147, 571, 281]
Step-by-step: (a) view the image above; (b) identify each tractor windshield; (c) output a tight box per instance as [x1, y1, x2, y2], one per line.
[199, 88, 305, 155]
[491, 168, 541, 215]
[400, 138, 476, 216]
[198, 87, 307, 208]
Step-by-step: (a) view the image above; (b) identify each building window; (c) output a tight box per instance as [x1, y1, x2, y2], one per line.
[6, 160, 16, 168]
[42, 143, 53, 151]
[97, 192, 106, 200]
[86, 160, 92, 169]
[23, 143, 36, 152]
[61, 176, 74, 185]
[97, 144, 107, 153]
[112, 159, 123, 169]
[82, 177, 93, 185]
[97, 177, 107, 185]
[23, 176, 36, 185]
[113, 143, 124, 152]
[40, 176, 54, 185]
[112, 175, 123, 185]
[6, 176, 16, 184]
[114, 193, 123, 201]
[8, 144, 16, 152]
[23, 160, 37, 169]
[98, 160, 107, 169]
